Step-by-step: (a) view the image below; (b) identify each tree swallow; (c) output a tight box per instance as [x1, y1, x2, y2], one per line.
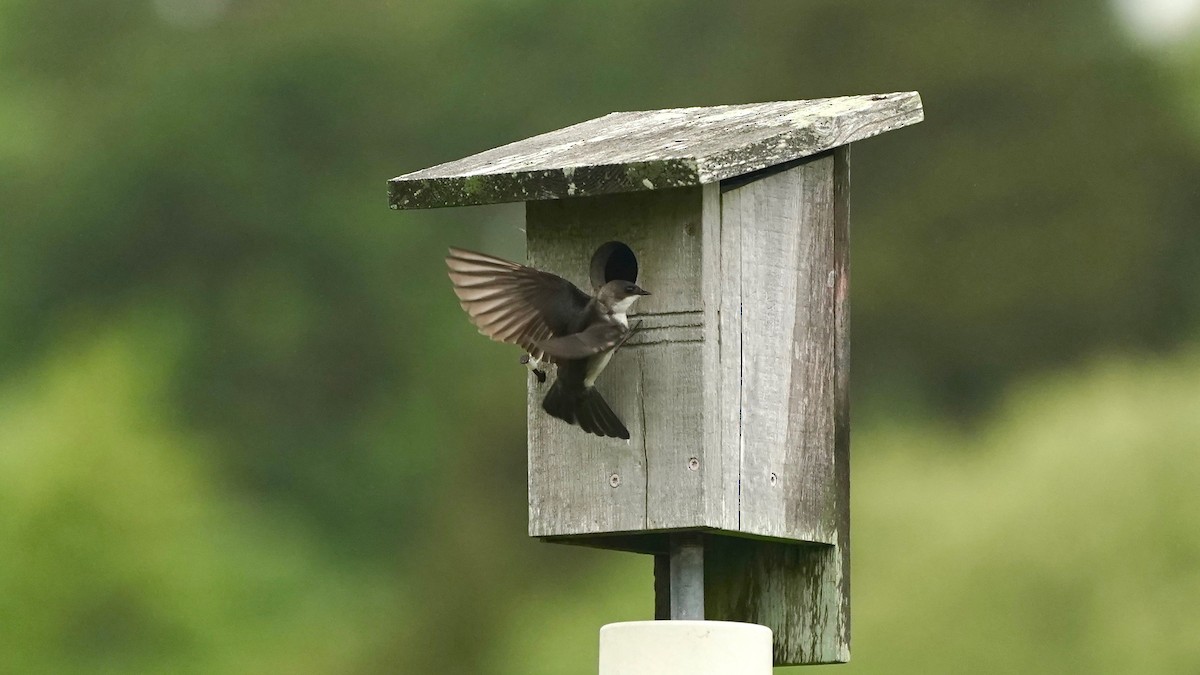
[446, 247, 650, 439]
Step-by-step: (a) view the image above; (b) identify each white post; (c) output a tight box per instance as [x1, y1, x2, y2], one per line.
[599, 621, 772, 675]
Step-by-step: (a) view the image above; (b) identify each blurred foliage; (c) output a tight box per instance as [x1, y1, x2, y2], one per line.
[0, 314, 406, 674]
[1, 0, 1199, 672]
[847, 350, 1200, 674]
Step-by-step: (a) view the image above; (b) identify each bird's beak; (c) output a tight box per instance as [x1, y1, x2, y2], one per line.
[637, 288, 651, 296]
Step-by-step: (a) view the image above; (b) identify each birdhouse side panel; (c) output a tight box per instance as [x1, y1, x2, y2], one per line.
[702, 146, 851, 667]
[723, 154, 838, 545]
[705, 538, 848, 665]
[526, 188, 713, 538]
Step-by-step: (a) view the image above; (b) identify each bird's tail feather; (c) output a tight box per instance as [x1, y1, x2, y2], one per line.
[541, 380, 576, 424]
[542, 382, 629, 440]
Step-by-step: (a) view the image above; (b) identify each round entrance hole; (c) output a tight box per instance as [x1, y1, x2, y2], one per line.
[589, 241, 638, 290]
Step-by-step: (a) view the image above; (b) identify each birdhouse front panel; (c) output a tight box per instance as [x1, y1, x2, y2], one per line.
[525, 186, 729, 540]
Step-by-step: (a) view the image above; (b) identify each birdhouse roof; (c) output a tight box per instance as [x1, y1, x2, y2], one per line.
[388, 92, 922, 210]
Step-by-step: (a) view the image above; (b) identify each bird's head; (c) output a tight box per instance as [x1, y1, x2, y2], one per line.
[598, 280, 651, 313]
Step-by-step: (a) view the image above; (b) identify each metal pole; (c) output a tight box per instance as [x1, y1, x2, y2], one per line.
[669, 533, 704, 620]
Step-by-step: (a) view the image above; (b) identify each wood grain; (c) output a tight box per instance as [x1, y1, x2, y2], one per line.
[693, 152, 849, 666]
[525, 187, 709, 538]
[705, 539, 847, 665]
[700, 182, 736, 532]
[720, 153, 837, 545]
[390, 93, 922, 209]
[831, 144, 852, 658]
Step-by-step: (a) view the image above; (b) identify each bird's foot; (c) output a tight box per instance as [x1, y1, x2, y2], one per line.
[520, 354, 548, 384]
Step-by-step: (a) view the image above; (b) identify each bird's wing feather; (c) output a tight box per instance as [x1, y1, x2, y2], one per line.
[446, 247, 591, 361]
[536, 322, 627, 360]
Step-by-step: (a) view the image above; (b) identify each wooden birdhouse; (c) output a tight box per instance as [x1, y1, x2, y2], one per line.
[389, 92, 923, 666]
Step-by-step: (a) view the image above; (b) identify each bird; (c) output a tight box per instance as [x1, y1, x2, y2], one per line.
[445, 247, 650, 439]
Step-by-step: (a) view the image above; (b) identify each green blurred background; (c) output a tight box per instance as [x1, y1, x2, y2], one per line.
[3, 0, 1200, 673]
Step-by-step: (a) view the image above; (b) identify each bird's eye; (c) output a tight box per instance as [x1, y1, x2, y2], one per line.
[625, 285, 636, 293]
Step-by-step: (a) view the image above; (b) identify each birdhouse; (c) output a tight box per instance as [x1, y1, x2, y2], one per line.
[389, 93, 923, 666]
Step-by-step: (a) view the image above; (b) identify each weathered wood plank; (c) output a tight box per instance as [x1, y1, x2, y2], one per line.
[725, 155, 837, 545]
[698, 151, 849, 667]
[526, 188, 710, 538]
[527, 188, 705, 314]
[831, 143, 852, 657]
[712, 181, 743, 534]
[731, 164, 800, 540]
[526, 349, 647, 535]
[700, 182, 736, 532]
[705, 539, 847, 665]
[784, 153, 838, 545]
[390, 93, 922, 209]
[639, 341, 706, 530]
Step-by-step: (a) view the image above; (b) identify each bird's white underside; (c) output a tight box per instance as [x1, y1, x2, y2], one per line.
[610, 295, 639, 324]
[584, 350, 614, 387]
[583, 297, 642, 386]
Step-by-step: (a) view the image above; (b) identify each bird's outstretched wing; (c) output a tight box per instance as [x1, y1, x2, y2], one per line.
[446, 247, 592, 362]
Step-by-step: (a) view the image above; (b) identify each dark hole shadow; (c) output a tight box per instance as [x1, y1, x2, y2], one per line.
[590, 241, 638, 290]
